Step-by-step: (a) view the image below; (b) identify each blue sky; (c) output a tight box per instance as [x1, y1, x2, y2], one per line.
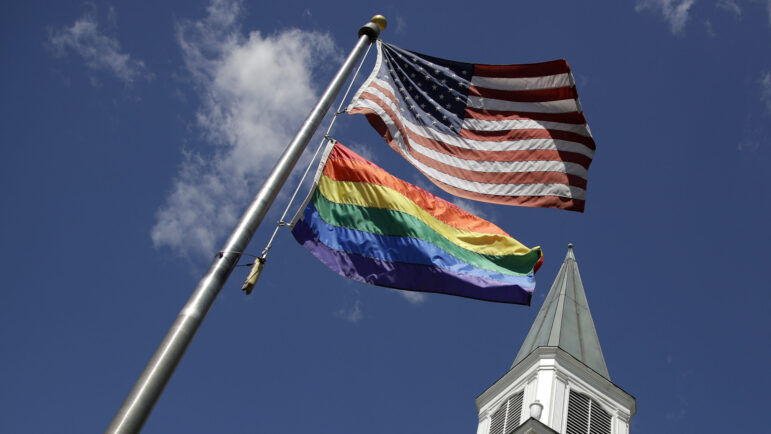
[2, 0, 770, 432]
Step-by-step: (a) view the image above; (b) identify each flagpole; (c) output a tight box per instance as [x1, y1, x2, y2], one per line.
[106, 16, 386, 434]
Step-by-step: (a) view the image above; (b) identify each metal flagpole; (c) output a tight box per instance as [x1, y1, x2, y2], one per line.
[106, 15, 387, 434]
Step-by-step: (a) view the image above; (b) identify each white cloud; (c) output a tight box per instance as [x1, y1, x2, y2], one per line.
[151, 0, 338, 257]
[735, 73, 771, 153]
[346, 142, 379, 165]
[635, 0, 695, 34]
[409, 172, 438, 193]
[737, 140, 760, 151]
[765, 0, 771, 25]
[398, 290, 427, 304]
[48, 9, 148, 85]
[449, 197, 493, 222]
[394, 16, 408, 34]
[704, 19, 716, 37]
[717, 0, 742, 19]
[665, 407, 687, 420]
[761, 71, 771, 113]
[336, 297, 363, 323]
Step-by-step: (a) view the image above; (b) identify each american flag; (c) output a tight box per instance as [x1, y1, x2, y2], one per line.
[347, 41, 595, 212]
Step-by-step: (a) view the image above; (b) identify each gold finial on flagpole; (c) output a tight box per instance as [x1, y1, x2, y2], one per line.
[371, 15, 387, 31]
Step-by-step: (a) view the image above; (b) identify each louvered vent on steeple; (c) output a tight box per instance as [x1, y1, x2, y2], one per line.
[504, 392, 522, 433]
[489, 407, 505, 434]
[566, 390, 611, 434]
[488, 391, 523, 434]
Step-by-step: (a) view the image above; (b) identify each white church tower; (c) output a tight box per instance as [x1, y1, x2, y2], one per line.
[475, 245, 636, 434]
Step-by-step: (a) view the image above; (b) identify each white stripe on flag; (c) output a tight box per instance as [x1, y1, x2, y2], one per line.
[407, 149, 587, 199]
[470, 73, 572, 91]
[408, 139, 589, 178]
[461, 118, 592, 137]
[466, 96, 579, 113]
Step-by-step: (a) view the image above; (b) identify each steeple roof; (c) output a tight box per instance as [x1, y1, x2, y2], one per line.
[511, 244, 610, 379]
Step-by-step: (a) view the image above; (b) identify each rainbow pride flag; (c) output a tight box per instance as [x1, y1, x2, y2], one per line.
[290, 142, 543, 304]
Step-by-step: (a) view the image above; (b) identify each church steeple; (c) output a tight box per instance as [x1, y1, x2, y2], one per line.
[512, 244, 609, 379]
[475, 245, 635, 434]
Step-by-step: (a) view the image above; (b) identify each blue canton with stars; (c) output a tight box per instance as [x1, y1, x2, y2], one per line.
[378, 42, 474, 135]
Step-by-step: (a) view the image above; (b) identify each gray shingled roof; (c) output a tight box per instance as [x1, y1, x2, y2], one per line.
[511, 244, 610, 380]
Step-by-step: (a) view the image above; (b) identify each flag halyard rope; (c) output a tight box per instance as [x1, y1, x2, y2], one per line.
[242, 42, 374, 294]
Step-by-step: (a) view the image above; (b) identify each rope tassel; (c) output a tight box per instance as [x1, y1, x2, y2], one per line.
[241, 255, 266, 295]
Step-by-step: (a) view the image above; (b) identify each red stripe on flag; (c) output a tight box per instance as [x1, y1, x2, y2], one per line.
[400, 126, 593, 169]
[405, 148, 589, 188]
[467, 85, 578, 103]
[431, 179, 586, 212]
[459, 128, 596, 151]
[464, 107, 588, 124]
[473, 59, 570, 78]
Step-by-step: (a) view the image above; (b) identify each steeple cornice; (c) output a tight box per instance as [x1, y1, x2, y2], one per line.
[476, 347, 635, 417]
